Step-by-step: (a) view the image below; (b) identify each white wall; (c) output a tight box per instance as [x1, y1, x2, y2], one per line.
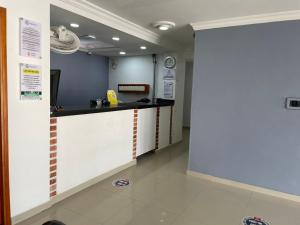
[0, 0, 186, 218]
[156, 53, 186, 144]
[0, 0, 50, 217]
[109, 55, 154, 102]
[109, 53, 186, 144]
[158, 106, 171, 149]
[183, 61, 193, 127]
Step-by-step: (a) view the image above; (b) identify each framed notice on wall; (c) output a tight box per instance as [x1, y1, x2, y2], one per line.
[163, 80, 175, 99]
[163, 68, 176, 80]
[19, 18, 42, 59]
[20, 63, 42, 100]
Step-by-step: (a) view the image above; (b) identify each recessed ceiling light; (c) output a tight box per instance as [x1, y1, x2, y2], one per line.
[112, 36, 120, 41]
[70, 23, 79, 28]
[153, 21, 176, 31]
[119, 51, 126, 55]
[159, 25, 169, 30]
[140, 46, 147, 50]
[87, 34, 96, 39]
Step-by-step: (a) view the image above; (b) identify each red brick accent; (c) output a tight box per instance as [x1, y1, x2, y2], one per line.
[50, 132, 57, 138]
[50, 118, 57, 124]
[50, 165, 57, 172]
[155, 107, 160, 150]
[132, 109, 138, 159]
[49, 118, 58, 198]
[50, 178, 56, 185]
[50, 139, 57, 145]
[50, 152, 57, 158]
[50, 172, 56, 178]
[50, 145, 57, 151]
[50, 125, 56, 132]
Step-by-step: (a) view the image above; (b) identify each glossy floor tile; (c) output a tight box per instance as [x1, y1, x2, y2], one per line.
[16, 128, 300, 225]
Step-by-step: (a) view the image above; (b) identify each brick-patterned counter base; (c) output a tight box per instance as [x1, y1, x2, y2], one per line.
[155, 107, 160, 150]
[50, 118, 57, 198]
[132, 109, 138, 159]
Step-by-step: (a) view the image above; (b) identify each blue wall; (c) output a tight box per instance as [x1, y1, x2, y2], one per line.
[189, 20, 300, 195]
[51, 51, 109, 106]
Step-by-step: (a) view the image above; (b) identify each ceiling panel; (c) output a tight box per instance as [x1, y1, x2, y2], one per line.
[87, 0, 300, 46]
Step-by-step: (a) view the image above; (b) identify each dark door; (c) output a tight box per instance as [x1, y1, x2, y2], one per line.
[0, 6, 11, 225]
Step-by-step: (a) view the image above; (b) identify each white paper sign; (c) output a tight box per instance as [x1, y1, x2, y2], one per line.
[20, 18, 42, 58]
[163, 68, 176, 80]
[164, 80, 175, 99]
[20, 64, 42, 100]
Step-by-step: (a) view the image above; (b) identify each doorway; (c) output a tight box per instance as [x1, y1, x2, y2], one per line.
[0, 6, 11, 225]
[183, 61, 193, 128]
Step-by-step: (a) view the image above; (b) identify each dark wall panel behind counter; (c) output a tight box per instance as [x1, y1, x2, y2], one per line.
[51, 51, 109, 106]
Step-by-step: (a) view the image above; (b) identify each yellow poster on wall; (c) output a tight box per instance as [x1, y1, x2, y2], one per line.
[107, 90, 118, 105]
[20, 63, 42, 100]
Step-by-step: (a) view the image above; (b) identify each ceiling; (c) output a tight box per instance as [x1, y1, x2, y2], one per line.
[50, 5, 167, 56]
[87, 0, 300, 46]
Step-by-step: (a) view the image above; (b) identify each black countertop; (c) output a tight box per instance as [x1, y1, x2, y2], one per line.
[51, 100, 174, 117]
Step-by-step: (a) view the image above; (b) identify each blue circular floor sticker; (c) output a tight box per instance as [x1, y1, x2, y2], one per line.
[243, 217, 269, 225]
[112, 179, 131, 187]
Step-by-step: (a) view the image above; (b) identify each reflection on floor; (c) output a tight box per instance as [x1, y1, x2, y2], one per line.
[17, 129, 300, 225]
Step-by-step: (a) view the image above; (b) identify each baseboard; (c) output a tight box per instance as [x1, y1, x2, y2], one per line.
[187, 170, 300, 203]
[12, 160, 137, 224]
[11, 201, 53, 225]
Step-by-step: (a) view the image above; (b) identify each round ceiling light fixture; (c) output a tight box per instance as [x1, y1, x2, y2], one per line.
[140, 46, 147, 50]
[153, 21, 176, 31]
[119, 51, 126, 55]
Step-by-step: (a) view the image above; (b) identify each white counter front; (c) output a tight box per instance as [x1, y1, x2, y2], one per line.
[136, 108, 157, 156]
[56, 110, 134, 194]
[53, 106, 173, 197]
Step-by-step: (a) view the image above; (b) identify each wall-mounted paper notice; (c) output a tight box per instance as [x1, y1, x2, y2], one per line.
[163, 68, 176, 80]
[20, 18, 41, 59]
[164, 80, 175, 99]
[20, 64, 42, 100]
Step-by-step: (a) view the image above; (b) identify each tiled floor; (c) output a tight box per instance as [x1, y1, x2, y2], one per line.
[17, 129, 300, 225]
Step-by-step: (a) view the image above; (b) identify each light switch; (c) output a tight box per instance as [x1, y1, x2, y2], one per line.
[286, 98, 300, 109]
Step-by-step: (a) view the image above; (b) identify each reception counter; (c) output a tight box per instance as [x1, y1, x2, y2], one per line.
[51, 100, 174, 117]
[49, 100, 174, 198]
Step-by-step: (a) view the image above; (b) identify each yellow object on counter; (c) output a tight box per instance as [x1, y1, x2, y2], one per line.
[107, 90, 118, 105]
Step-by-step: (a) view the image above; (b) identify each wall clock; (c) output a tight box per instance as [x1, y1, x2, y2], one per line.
[164, 56, 176, 69]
